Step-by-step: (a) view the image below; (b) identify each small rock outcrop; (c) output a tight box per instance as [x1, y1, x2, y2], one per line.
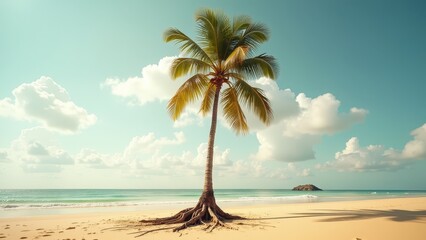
[292, 184, 322, 191]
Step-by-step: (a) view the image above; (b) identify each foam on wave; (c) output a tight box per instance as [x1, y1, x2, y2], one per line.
[1, 195, 319, 210]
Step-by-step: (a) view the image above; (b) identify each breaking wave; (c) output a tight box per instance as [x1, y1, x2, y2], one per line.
[0, 195, 318, 210]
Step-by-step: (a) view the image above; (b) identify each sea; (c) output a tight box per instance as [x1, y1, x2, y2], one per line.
[1, 189, 425, 218]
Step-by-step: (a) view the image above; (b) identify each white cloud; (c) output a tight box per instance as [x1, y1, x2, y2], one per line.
[172, 107, 205, 128]
[5, 127, 74, 172]
[74, 131, 232, 177]
[172, 77, 366, 163]
[402, 123, 426, 159]
[0, 128, 226, 177]
[287, 93, 367, 136]
[103, 56, 182, 105]
[103, 56, 206, 129]
[188, 143, 232, 168]
[74, 132, 186, 170]
[242, 78, 300, 131]
[1, 124, 316, 180]
[76, 149, 122, 169]
[254, 123, 321, 162]
[230, 159, 266, 178]
[0, 76, 97, 133]
[229, 160, 307, 179]
[318, 137, 404, 172]
[103, 58, 367, 164]
[126, 132, 185, 154]
[299, 168, 312, 177]
[122, 132, 185, 168]
[319, 123, 426, 172]
[251, 78, 367, 162]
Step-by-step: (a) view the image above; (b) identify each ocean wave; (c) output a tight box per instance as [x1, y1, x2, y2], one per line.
[236, 194, 318, 201]
[0, 201, 145, 210]
[0, 195, 318, 210]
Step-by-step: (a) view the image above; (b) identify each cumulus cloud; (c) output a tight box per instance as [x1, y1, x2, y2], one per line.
[104, 58, 367, 163]
[125, 132, 185, 155]
[75, 134, 294, 181]
[5, 127, 74, 172]
[251, 78, 367, 162]
[231, 159, 267, 178]
[3, 127, 233, 177]
[242, 78, 300, 131]
[75, 131, 232, 177]
[229, 161, 310, 179]
[298, 168, 312, 177]
[318, 137, 405, 172]
[319, 123, 426, 172]
[103, 56, 182, 105]
[75, 132, 186, 169]
[165, 77, 367, 163]
[188, 143, 232, 168]
[0, 76, 96, 133]
[103, 56, 206, 128]
[254, 123, 321, 162]
[122, 132, 185, 169]
[76, 149, 122, 169]
[287, 93, 367, 136]
[401, 123, 426, 159]
[172, 107, 205, 128]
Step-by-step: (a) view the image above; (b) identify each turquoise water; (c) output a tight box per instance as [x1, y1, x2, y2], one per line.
[1, 189, 425, 217]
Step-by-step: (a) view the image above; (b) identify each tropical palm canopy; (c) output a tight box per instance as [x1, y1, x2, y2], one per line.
[141, 8, 278, 232]
[166, 10, 277, 134]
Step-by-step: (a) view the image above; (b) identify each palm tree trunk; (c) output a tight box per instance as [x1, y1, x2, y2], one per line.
[202, 84, 221, 199]
[140, 83, 243, 231]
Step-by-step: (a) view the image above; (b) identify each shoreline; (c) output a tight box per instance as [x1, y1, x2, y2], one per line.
[1, 197, 426, 240]
[2, 194, 425, 219]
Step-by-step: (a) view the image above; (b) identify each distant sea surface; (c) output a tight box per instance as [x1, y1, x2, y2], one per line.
[1, 189, 426, 218]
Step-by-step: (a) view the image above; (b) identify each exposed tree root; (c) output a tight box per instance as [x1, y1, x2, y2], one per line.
[139, 191, 244, 233]
[132, 226, 176, 237]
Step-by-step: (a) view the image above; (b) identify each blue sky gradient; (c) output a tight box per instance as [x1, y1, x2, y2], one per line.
[1, 0, 425, 189]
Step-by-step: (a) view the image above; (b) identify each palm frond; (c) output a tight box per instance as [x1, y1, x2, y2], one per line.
[238, 54, 278, 79]
[196, 9, 232, 61]
[229, 74, 273, 125]
[232, 15, 251, 34]
[164, 28, 213, 64]
[165, 8, 277, 132]
[224, 46, 248, 70]
[235, 23, 269, 55]
[240, 23, 269, 49]
[221, 87, 249, 134]
[167, 74, 209, 120]
[225, 15, 251, 56]
[199, 83, 216, 116]
[170, 58, 211, 79]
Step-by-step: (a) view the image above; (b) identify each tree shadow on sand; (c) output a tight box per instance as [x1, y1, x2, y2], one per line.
[252, 209, 426, 223]
[104, 209, 426, 237]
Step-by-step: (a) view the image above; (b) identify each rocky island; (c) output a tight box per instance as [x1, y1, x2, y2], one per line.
[292, 184, 323, 191]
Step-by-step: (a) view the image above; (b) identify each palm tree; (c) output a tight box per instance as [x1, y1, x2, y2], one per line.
[141, 9, 278, 231]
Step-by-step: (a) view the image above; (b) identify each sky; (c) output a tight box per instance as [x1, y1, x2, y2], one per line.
[0, 0, 425, 190]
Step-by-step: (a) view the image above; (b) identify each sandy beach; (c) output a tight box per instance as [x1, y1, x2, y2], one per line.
[1, 197, 425, 240]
